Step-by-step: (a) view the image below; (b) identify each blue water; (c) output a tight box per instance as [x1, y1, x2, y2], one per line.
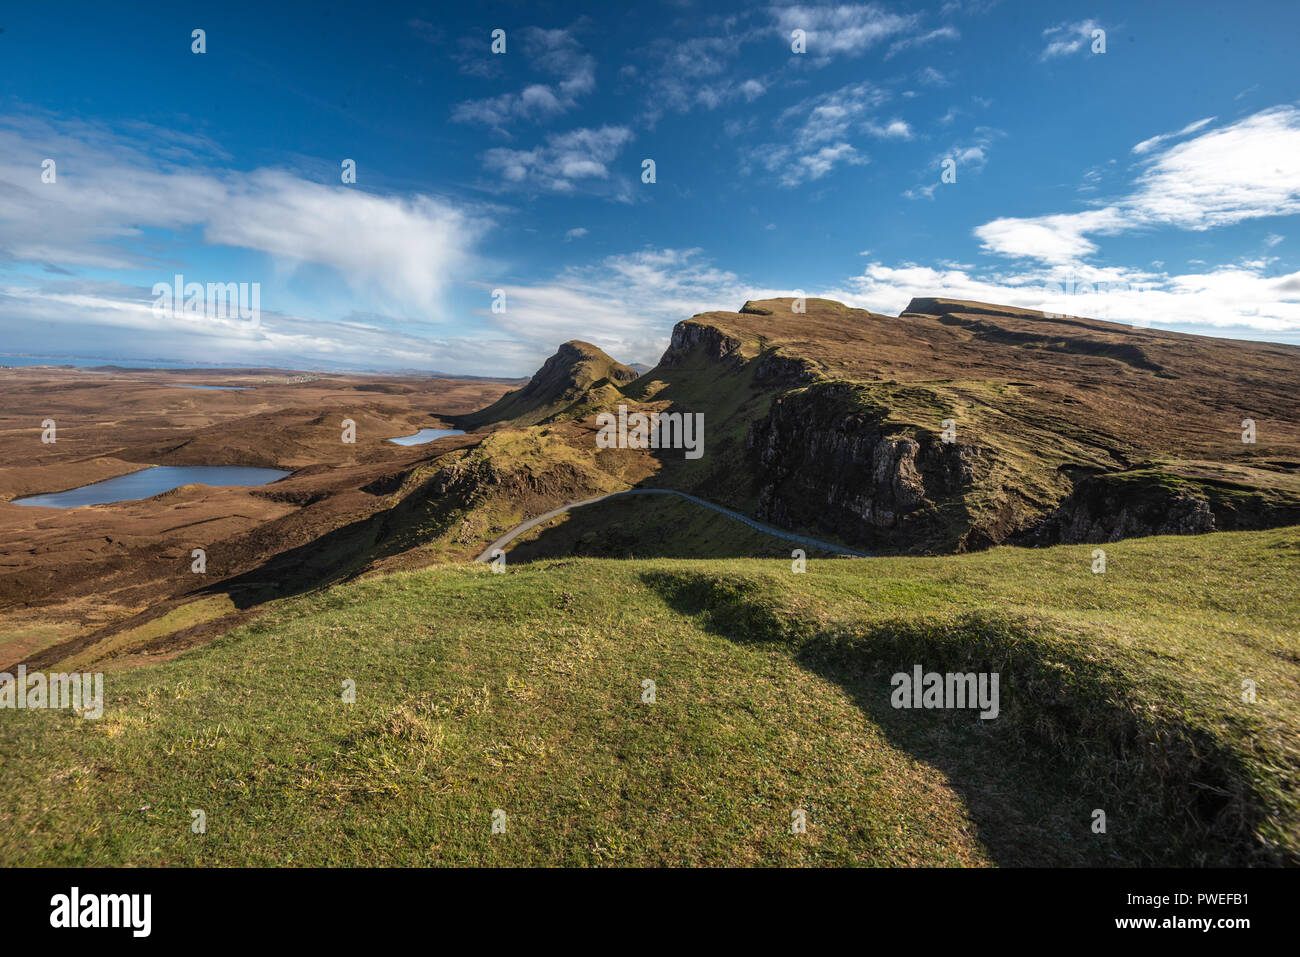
[387, 428, 466, 446]
[168, 384, 248, 391]
[12, 466, 291, 508]
[0, 355, 216, 369]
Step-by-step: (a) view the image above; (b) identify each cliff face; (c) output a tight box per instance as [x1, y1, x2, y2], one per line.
[654, 316, 818, 383]
[455, 295, 1300, 555]
[657, 319, 747, 370]
[748, 383, 992, 553]
[1023, 471, 1300, 545]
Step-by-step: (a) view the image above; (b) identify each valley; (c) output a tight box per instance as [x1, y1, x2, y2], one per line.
[3, 296, 1298, 867]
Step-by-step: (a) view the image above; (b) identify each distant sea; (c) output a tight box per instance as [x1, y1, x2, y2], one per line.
[0, 355, 226, 369]
[0, 354, 522, 379]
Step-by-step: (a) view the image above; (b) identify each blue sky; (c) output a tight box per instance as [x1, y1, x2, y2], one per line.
[2, 0, 1299, 375]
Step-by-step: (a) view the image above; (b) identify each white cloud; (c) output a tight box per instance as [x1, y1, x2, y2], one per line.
[825, 259, 1300, 337]
[1040, 19, 1105, 60]
[482, 125, 634, 196]
[975, 208, 1126, 262]
[0, 115, 487, 315]
[975, 107, 1300, 262]
[1129, 107, 1300, 229]
[23, 246, 1286, 376]
[917, 66, 949, 87]
[772, 4, 919, 56]
[484, 248, 787, 367]
[209, 170, 483, 312]
[491, 252, 1300, 374]
[886, 25, 960, 59]
[640, 34, 768, 119]
[866, 119, 913, 139]
[748, 82, 892, 186]
[904, 128, 1002, 200]
[1131, 116, 1216, 155]
[0, 280, 514, 373]
[564, 227, 588, 241]
[451, 27, 595, 130]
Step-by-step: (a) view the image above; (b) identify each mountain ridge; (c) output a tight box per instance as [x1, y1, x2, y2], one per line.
[431, 295, 1300, 558]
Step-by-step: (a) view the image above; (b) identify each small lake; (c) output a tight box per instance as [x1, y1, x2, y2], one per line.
[12, 466, 291, 508]
[387, 428, 466, 446]
[167, 384, 248, 391]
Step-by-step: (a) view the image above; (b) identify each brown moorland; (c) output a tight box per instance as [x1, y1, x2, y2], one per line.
[0, 366, 519, 670]
[5, 295, 1300, 670]
[453, 296, 1300, 557]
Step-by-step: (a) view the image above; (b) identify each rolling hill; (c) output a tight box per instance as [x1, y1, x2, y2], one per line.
[5, 296, 1298, 868]
[394, 295, 1300, 562]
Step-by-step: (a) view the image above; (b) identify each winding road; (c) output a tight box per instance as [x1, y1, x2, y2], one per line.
[474, 488, 869, 562]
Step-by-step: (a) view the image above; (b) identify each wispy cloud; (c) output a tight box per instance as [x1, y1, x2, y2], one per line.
[1039, 19, 1105, 60]
[1131, 116, 1216, 154]
[452, 27, 595, 131]
[771, 3, 919, 56]
[746, 81, 893, 186]
[886, 25, 959, 59]
[481, 125, 634, 197]
[638, 31, 769, 122]
[976, 107, 1300, 262]
[904, 127, 1002, 200]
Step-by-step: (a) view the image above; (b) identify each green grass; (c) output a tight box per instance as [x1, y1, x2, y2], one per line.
[506, 493, 842, 561]
[2, 526, 1297, 866]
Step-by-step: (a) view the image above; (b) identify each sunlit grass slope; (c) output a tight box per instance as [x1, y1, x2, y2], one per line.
[2, 526, 1296, 866]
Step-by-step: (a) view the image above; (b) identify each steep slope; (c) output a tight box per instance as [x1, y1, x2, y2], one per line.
[454, 340, 639, 430]
[446, 296, 1300, 557]
[664, 297, 1300, 552]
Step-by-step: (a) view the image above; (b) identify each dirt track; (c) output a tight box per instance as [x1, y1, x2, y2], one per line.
[476, 488, 870, 561]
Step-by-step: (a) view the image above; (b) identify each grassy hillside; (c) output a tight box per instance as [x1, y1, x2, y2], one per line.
[437, 297, 1300, 560]
[455, 340, 639, 430]
[505, 493, 843, 561]
[3, 525, 1296, 866]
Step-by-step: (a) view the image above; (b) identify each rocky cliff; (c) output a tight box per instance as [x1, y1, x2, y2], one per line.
[453, 295, 1300, 555]
[748, 382, 997, 552]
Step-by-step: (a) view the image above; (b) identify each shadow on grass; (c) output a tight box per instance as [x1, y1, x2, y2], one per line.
[508, 493, 844, 563]
[12, 472, 475, 671]
[207, 470, 473, 611]
[640, 567, 1284, 867]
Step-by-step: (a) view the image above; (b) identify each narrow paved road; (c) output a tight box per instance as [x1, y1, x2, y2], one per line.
[475, 488, 869, 561]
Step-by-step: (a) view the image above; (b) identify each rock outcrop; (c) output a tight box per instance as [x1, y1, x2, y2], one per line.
[656, 319, 747, 370]
[1023, 471, 1300, 545]
[748, 382, 991, 552]
[456, 340, 639, 429]
[453, 294, 1300, 555]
